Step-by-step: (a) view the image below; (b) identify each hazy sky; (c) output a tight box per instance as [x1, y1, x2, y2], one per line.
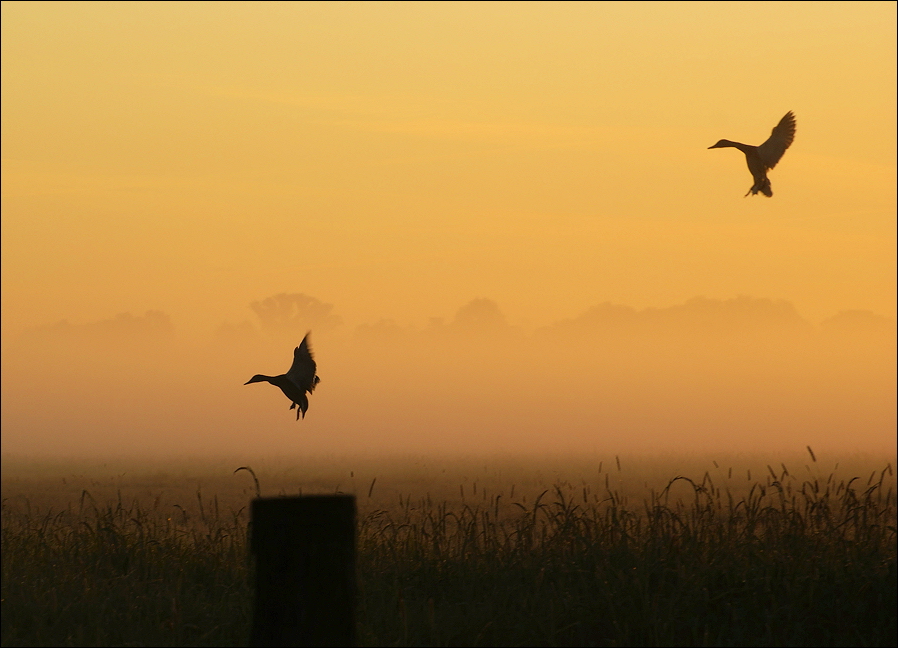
[1, 2, 895, 458]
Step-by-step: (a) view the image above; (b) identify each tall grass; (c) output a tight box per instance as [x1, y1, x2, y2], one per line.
[2, 454, 895, 646]
[1, 489, 251, 646]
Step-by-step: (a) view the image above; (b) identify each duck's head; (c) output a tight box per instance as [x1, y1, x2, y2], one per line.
[244, 374, 268, 385]
[708, 139, 735, 149]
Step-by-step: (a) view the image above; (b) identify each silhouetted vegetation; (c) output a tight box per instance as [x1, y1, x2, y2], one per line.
[20, 310, 175, 343]
[249, 292, 342, 334]
[2, 454, 895, 646]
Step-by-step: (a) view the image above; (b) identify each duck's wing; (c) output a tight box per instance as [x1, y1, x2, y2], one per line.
[756, 111, 796, 170]
[286, 332, 317, 391]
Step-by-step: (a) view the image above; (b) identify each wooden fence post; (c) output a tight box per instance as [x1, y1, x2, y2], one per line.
[249, 495, 356, 647]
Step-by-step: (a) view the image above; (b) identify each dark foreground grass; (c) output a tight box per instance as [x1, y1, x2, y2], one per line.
[2, 459, 896, 647]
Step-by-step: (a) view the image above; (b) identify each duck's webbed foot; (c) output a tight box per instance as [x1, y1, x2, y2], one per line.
[746, 178, 772, 197]
[296, 407, 302, 421]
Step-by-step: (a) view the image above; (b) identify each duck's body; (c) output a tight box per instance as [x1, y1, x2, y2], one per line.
[245, 333, 320, 420]
[709, 111, 796, 197]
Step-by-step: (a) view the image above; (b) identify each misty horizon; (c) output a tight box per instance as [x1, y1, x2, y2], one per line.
[11, 292, 897, 345]
[3, 292, 894, 460]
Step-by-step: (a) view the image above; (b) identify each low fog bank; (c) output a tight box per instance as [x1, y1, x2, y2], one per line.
[2, 295, 895, 459]
[3, 449, 895, 524]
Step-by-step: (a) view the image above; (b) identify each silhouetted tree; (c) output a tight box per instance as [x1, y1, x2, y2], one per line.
[540, 296, 812, 338]
[250, 293, 342, 334]
[452, 298, 509, 333]
[354, 319, 408, 344]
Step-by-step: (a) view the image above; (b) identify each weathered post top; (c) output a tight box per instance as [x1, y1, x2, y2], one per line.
[250, 495, 356, 647]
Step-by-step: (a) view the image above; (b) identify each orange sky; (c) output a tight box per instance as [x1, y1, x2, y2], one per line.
[1, 2, 895, 458]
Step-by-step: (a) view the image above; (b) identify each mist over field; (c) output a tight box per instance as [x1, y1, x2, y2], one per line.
[2, 293, 894, 460]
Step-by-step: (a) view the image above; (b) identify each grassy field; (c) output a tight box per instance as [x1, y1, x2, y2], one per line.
[2, 450, 895, 646]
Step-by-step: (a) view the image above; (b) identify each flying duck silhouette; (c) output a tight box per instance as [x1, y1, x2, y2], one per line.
[245, 332, 320, 420]
[709, 111, 796, 197]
